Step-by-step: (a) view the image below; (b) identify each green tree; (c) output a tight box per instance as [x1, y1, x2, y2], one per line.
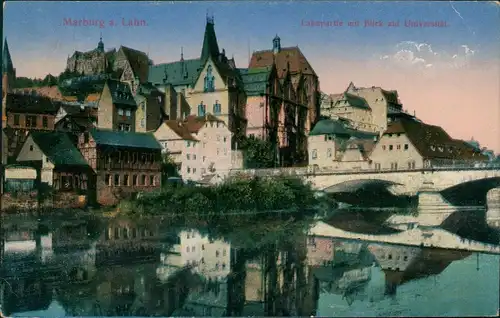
[161, 153, 179, 181]
[240, 135, 276, 168]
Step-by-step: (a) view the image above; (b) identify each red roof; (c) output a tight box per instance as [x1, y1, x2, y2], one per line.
[385, 118, 488, 160]
[249, 47, 316, 78]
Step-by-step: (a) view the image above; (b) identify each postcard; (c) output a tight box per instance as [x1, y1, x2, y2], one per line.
[0, 1, 499, 317]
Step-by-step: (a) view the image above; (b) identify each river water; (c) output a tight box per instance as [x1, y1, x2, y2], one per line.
[0, 211, 499, 317]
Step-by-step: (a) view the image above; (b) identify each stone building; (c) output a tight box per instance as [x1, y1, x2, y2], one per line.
[97, 79, 137, 132]
[66, 36, 112, 76]
[249, 35, 320, 134]
[149, 16, 247, 143]
[77, 129, 162, 206]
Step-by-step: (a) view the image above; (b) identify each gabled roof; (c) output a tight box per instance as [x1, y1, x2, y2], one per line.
[183, 113, 225, 134]
[28, 131, 89, 166]
[309, 119, 352, 136]
[148, 58, 203, 87]
[89, 129, 161, 150]
[118, 46, 150, 83]
[105, 80, 136, 107]
[6, 93, 59, 114]
[335, 92, 370, 110]
[249, 46, 317, 78]
[238, 66, 273, 96]
[385, 118, 487, 160]
[163, 120, 197, 141]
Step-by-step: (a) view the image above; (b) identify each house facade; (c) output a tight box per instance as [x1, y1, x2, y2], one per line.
[77, 129, 162, 206]
[16, 131, 91, 191]
[97, 80, 137, 132]
[134, 83, 165, 133]
[368, 117, 488, 171]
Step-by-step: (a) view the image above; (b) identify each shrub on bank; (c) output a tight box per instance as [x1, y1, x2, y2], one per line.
[117, 175, 318, 218]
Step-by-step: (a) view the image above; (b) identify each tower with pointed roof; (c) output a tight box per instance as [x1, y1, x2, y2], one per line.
[97, 33, 104, 52]
[2, 39, 15, 127]
[273, 35, 281, 54]
[200, 14, 220, 63]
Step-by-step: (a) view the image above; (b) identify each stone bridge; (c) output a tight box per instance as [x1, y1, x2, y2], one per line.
[229, 163, 500, 226]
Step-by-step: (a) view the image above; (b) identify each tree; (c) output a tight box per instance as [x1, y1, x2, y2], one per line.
[161, 152, 179, 182]
[240, 135, 276, 168]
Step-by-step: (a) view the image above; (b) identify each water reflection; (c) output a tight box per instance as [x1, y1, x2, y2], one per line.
[0, 214, 498, 317]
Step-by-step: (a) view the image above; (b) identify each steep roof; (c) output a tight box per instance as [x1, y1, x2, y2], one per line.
[385, 118, 487, 160]
[238, 66, 273, 96]
[200, 18, 220, 63]
[6, 93, 59, 114]
[13, 86, 64, 100]
[309, 119, 352, 136]
[119, 46, 150, 83]
[183, 114, 225, 134]
[105, 79, 136, 107]
[89, 129, 161, 150]
[3, 38, 14, 74]
[163, 120, 197, 141]
[335, 92, 371, 110]
[29, 131, 88, 166]
[148, 58, 203, 87]
[249, 46, 317, 78]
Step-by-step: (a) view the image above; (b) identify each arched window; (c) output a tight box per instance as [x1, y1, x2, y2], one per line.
[213, 100, 221, 114]
[198, 102, 206, 116]
[204, 65, 215, 92]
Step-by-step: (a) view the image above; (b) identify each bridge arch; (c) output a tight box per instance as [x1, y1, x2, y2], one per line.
[440, 177, 500, 206]
[322, 179, 402, 193]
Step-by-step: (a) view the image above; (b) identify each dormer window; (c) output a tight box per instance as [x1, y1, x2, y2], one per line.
[430, 145, 436, 151]
[438, 146, 444, 152]
[118, 108, 124, 116]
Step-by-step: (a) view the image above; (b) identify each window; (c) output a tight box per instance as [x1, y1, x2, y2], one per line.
[408, 161, 416, 169]
[106, 174, 112, 186]
[14, 114, 20, 125]
[149, 175, 154, 186]
[123, 228, 129, 239]
[132, 175, 138, 185]
[202, 244, 205, 250]
[198, 103, 206, 116]
[141, 175, 146, 185]
[389, 145, 393, 151]
[382, 145, 386, 150]
[223, 137, 227, 142]
[213, 101, 222, 114]
[396, 144, 401, 150]
[114, 228, 119, 239]
[118, 123, 125, 131]
[193, 154, 196, 160]
[391, 162, 398, 170]
[187, 246, 190, 252]
[187, 154, 190, 160]
[311, 149, 317, 159]
[404, 144, 409, 150]
[123, 175, 129, 186]
[204, 65, 215, 92]
[216, 250, 220, 257]
[217, 135, 220, 141]
[187, 167, 191, 173]
[186, 141, 191, 148]
[125, 110, 131, 117]
[118, 108, 124, 116]
[193, 168, 197, 173]
[29, 145, 34, 151]
[26, 115, 37, 128]
[140, 118, 145, 128]
[327, 148, 332, 158]
[42, 116, 48, 128]
[374, 163, 381, 170]
[192, 246, 196, 252]
[223, 249, 226, 256]
[217, 149, 219, 155]
[203, 156, 206, 162]
[125, 124, 131, 132]
[140, 102, 145, 111]
[84, 132, 90, 143]
[114, 174, 120, 186]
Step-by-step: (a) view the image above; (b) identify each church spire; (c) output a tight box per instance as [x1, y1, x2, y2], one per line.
[181, 47, 184, 61]
[3, 38, 14, 75]
[97, 33, 104, 52]
[200, 13, 220, 63]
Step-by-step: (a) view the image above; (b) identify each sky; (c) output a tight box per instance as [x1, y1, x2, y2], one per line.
[3, 1, 500, 152]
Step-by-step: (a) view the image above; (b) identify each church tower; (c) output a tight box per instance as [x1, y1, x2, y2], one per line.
[97, 34, 104, 52]
[2, 38, 15, 126]
[200, 14, 220, 63]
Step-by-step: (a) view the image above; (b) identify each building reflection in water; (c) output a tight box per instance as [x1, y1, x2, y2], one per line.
[1, 214, 497, 317]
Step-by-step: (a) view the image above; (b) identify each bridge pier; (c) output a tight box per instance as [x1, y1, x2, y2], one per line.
[417, 181, 459, 226]
[486, 188, 500, 229]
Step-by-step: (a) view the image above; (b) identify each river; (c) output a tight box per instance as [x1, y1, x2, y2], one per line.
[0, 210, 498, 317]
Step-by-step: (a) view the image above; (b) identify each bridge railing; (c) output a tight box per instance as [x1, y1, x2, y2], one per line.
[228, 161, 500, 177]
